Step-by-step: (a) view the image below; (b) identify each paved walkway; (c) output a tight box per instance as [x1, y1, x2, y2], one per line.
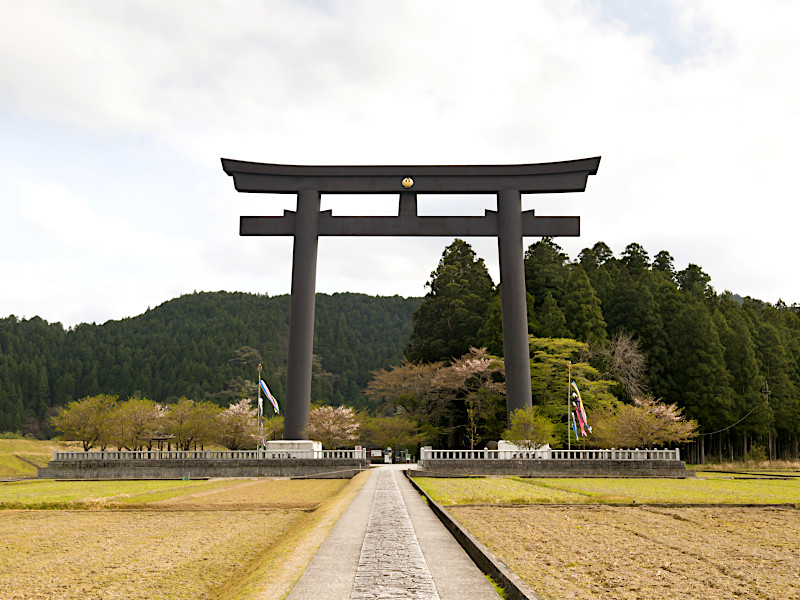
[286, 466, 500, 600]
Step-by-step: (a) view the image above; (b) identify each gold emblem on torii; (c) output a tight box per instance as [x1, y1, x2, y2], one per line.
[401, 177, 414, 189]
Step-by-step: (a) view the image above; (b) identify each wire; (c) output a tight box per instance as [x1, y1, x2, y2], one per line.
[698, 399, 766, 436]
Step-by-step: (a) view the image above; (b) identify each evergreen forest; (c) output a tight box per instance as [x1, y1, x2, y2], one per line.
[401, 239, 800, 463]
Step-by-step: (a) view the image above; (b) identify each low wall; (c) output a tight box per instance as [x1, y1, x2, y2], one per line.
[416, 459, 693, 478]
[405, 471, 543, 600]
[38, 458, 369, 480]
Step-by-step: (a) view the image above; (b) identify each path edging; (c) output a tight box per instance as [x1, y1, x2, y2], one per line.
[405, 471, 543, 600]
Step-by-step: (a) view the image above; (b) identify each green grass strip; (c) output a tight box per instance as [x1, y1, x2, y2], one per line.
[415, 475, 800, 505]
[0, 479, 216, 508]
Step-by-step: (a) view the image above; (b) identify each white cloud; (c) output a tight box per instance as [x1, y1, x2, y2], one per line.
[16, 182, 197, 261]
[1, 0, 800, 326]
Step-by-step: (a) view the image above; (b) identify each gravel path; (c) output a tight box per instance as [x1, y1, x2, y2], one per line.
[351, 469, 440, 599]
[287, 467, 500, 600]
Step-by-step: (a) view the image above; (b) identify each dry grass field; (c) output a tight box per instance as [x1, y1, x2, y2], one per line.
[0, 475, 365, 600]
[5, 438, 799, 600]
[1, 509, 303, 599]
[417, 473, 800, 600]
[452, 504, 799, 600]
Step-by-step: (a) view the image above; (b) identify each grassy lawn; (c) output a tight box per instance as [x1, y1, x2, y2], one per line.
[0, 438, 82, 477]
[0, 478, 226, 508]
[0, 477, 348, 509]
[414, 474, 800, 505]
[689, 459, 800, 473]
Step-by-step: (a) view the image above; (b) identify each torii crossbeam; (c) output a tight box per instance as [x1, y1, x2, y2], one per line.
[223, 158, 601, 440]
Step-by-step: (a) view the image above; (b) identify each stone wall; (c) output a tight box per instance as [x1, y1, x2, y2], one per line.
[38, 458, 369, 479]
[416, 459, 693, 478]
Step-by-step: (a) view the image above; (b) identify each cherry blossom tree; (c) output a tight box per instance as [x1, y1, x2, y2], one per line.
[302, 405, 360, 449]
[107, 396, 163, 450]
[216, 398, 261, 450]
[365, 348, 507, 448]
[432, 348, 505, 449]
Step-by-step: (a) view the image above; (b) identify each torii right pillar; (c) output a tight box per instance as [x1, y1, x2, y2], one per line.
[497, 188, 533, 414]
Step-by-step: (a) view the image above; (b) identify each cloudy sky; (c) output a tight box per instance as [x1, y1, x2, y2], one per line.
[2, 0, 799, 327]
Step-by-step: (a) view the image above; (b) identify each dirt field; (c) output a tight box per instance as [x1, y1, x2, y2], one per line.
[0, 509, 303, 600]
[451, 504, 800, 600]
[0, 477, 356, 600]
[133, 478, 348, 511]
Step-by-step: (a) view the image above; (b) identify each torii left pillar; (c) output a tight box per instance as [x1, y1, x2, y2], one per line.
[286, 189, 321, 438]
[222, 158, 600, 439]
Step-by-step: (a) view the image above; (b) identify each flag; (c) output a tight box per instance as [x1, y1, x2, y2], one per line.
[571, 380, 592, 433]
[573, 402, 587, 436]
[260, 380, 280, 415]
[257, 395, 263, 419]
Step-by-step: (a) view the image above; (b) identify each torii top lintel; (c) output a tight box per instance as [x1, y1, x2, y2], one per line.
[221, 157, 601, 194]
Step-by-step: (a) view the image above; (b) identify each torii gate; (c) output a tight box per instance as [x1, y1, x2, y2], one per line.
[222, 158, 601, 440]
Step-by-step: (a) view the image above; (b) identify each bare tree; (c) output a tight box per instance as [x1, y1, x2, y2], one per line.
[597, 330, 648, 399]
[364, 361, 448, 420]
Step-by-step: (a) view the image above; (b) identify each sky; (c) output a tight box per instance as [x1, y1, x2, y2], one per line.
[1, 0, 799, 327]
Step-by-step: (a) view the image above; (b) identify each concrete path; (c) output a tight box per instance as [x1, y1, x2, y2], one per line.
[286, 466, 500, 600]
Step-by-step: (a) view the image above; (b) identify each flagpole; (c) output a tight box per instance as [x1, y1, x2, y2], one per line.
[567, 361, 572, 452]
[257, 363, 264, 450]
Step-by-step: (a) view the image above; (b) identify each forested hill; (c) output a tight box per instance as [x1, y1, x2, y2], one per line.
[0, 292, 421, 435]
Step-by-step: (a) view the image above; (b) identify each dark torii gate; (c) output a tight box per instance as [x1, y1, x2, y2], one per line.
[222, 158, 601, 440]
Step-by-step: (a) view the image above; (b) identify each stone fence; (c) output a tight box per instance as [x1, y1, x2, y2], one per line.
[51, 449, 367, 461]
[418, 447, 691, 478]
[39, 449, 369, 480]
[420, 448, 680, 461]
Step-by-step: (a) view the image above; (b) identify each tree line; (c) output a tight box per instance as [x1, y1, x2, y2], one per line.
[51, 394, 277, 451]
[0, 292, 419, 437]
[51, 394, 425, 454]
